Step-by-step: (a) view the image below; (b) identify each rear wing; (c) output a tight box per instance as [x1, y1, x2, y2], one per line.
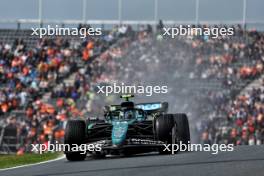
[135, 102, 168, 114]
[104, 102, 168, 114]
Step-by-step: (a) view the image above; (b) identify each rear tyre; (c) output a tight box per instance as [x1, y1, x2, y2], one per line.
[64, 120, 86, 161]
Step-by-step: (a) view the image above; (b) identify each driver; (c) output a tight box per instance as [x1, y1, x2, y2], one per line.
[124, 110, 134, 120]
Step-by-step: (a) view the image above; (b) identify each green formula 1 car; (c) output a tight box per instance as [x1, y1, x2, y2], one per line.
[64, 94, 190, 161]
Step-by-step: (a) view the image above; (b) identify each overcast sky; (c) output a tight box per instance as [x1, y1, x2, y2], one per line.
[0, 0, 263, 29]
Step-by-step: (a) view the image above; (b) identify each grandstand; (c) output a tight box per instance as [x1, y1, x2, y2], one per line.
[0, 26, 124, 153]
[0, 23, 263, 154]
[0, 0, 263, 155]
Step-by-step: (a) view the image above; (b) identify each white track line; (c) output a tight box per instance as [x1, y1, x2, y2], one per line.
[0, 155, 65, 171]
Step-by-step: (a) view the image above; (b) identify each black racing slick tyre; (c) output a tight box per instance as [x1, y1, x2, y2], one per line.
[155, 114, 175, 154]
[155, 114, 190, 154]
[64, 120, 86, 161]
[155, 114, 174, 143]
[173, 113, 190, 145]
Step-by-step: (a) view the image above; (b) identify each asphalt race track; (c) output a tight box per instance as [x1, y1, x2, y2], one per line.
[1, 145, 264, 176]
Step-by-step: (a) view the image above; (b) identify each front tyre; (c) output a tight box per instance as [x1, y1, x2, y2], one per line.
[155, 114, 174, 143]
[173, 113, 190, 145]
[155, 114, 190, 154]
[64, 120, 86, 161]
[155, 114, 174, 154]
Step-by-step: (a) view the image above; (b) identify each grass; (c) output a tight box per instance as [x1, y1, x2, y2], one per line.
[0, 152, 62, 169]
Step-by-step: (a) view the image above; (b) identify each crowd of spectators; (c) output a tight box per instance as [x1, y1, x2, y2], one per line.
[84, 24, 264, 145]
[0, 23, 263, 154]
[201, 81, 264, 145]
[0, 37, 78, 115]
[0, 25, 129, 154]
